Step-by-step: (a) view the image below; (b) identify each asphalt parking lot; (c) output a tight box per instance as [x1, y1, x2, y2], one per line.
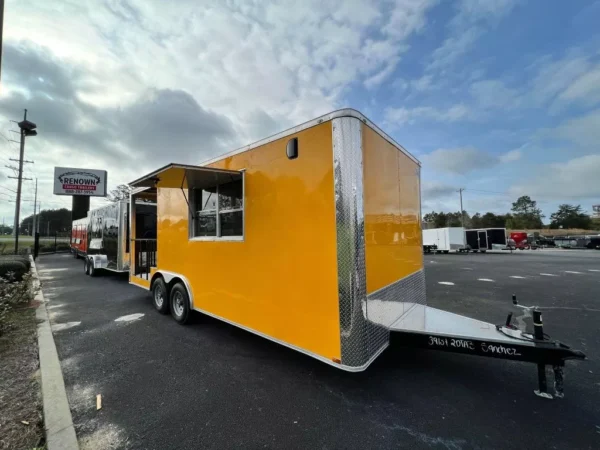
[37, 251, 600, 450]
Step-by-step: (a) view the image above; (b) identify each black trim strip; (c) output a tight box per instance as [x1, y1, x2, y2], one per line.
[390, 330, 585, 365]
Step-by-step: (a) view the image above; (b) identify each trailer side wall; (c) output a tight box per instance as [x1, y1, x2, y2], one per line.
[362, 125, 423, 294]
[156, 122, 342, 361]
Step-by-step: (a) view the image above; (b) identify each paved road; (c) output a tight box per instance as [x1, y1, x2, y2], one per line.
[37, 252, 599, 449]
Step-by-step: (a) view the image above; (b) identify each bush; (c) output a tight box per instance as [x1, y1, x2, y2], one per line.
[0, 272, 35, 335]
[0, 261, 27, 281]
[0, 255, 31, 270]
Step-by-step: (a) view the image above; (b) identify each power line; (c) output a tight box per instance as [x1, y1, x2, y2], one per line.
[464, 188, 512, 196]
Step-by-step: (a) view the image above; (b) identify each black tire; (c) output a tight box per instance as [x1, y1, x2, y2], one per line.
[84, 259, 89, 275]
[88, 259, 97, 277]
[170, 282, 191, 324]
[443, 250, 449, 254]
[151, 277, 169, 314]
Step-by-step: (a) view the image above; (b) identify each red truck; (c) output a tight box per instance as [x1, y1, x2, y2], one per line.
[508, 232, 538, 250]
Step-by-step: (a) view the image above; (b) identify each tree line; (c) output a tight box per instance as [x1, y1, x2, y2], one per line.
[424, 196, 599, 230]
[19, 208, 72, 235]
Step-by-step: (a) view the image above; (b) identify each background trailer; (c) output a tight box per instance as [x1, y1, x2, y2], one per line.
[482, 228, 507, 249]
[128, 109, 584, 396]
[422, 227, 467, 253]
[81, 201, 156, 276]
[465, 229, 488, 252]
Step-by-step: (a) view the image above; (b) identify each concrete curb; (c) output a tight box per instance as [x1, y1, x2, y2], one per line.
[31, 256, 80, 450]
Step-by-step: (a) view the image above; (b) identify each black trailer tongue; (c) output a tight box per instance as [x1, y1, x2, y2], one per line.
[389, 295, 586, 399]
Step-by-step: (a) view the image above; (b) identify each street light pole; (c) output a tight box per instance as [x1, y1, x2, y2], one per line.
[458, 188, 465, 228]
[32, 178, 38, 236]
[12, 109, 37, 254]
[13, 112, 27, 253]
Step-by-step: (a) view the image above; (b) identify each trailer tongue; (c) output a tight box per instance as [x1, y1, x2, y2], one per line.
[387, 297, 585, 399]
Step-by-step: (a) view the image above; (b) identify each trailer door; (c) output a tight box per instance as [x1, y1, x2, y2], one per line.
[478, 230, 488, 250]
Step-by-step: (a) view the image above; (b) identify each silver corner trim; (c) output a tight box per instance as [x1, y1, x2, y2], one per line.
[334, 116, 382, 368]
[199, 108, 419, 167]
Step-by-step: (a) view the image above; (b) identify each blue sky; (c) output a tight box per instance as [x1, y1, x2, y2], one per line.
[0, 0, 599, 224]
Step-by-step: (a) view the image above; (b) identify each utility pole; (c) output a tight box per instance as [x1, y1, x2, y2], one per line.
[37, 201, 41, 233]
[458, 188, 465, 228]
[11, 110, 37, 254]
[32, 178, 38, 236]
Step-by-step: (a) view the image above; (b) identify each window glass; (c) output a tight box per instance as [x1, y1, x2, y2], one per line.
[199, 187, 217, 211]
[218, 180, 243, 211]
[195, 212, 217, 237]
[219, 210, 243, 236]
[190, 175, 243, 239]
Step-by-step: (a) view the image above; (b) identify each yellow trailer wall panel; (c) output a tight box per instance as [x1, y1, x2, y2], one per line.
[362, 125, 423, 294]
[156, 122, 341, 360]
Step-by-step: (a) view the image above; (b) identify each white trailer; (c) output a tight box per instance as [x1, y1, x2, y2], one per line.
[422, 227, 467, 253]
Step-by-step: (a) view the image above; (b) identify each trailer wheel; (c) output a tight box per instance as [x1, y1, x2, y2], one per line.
[88, 260, 97, 277]
[84, 259, 89, 275]
[443, 250, 449, 254]
[151, 278, 169, 314]
[170, 282, 191, 324]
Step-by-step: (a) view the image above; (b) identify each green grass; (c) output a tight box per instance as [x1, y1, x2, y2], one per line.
[0, 236, 70, 254]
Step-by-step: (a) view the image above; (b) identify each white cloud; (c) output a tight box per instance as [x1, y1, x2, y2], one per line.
[498, 149, 522, 163]
[0, 0, 440, 223]
[428, 0, 517, 71]
[557, 64, 600, 107]
[422, 181, 458, 200]
[385, 104, 470, 125]
[528, 50, 592, 108]
[549, 109, 600, 149]
[510, 154, 600, 199]
[364, 58, 401, 89]
[411, 74, 435, 92]
[470, 79, 521, 110]
[452, 0, 518, 25]
[428, 26, 483, 71]
[422, 147, 522, 174]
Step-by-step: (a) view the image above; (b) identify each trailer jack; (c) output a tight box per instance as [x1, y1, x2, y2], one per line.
[389, 295, 586, 398]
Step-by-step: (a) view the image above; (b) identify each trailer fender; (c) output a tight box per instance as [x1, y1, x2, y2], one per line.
[87, 255, 108, 270]
[154, 270, 195, 309]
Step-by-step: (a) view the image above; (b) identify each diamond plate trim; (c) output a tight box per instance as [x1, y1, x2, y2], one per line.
[333, 117, 387, 368]
[366, 270, 426, 327]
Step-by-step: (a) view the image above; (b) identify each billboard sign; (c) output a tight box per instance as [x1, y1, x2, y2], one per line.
[53, 167, 108, 196]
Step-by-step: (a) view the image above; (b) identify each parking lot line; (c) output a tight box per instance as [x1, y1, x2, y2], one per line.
[588, 269, 600, 272]
[438, 281, 455, 285]
[565, 271, 583, 274]
[510, 276, 526, 279]
[540, 273, 558, 277]
[478, 278, 494, 282]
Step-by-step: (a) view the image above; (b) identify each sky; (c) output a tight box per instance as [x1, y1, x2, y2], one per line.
[0, 0, 599, 228]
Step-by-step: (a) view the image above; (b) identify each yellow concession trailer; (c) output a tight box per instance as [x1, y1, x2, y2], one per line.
[129, 109, 584, 395]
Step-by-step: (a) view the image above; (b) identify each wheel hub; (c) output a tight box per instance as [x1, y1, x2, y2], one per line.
[173, 292, 184, 316]
[154, 288, 163, 307]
